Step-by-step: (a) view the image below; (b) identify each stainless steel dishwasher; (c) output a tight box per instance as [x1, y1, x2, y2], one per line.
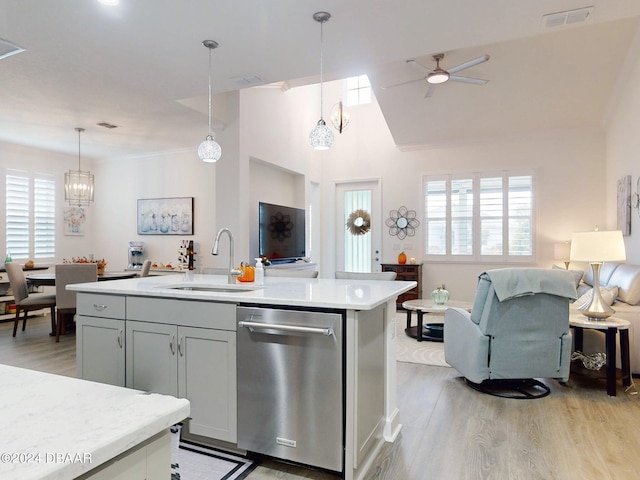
[237, 306, 344, 473]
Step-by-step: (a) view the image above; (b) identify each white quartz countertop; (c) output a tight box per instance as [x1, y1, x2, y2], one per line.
[0, 365, 190, 480]
[68, 274, 416, 310]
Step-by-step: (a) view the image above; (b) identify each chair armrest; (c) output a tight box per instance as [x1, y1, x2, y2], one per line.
[444, 307, 490, 384]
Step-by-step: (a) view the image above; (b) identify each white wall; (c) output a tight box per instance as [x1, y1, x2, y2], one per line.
[236, 80, 608, 299]
[605, 24, 640, 264]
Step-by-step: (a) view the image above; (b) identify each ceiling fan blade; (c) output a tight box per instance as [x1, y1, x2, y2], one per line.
[406, 59, 430, 73]
[447, 54, 490, 74]
[448, 75, 489, 85]
[381, 77, 425, 90]
[424, 84, 436, 99]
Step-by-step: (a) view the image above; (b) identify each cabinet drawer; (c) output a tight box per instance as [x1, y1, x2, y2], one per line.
[77, 293, 126, 319]
[127, 297, 236, 330]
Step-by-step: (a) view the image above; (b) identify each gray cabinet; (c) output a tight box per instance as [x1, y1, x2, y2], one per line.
[125, 298, 237, 443]
[76, 293, 126, 387]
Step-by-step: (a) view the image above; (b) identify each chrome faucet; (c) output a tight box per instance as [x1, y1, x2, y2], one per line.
[212, 228, 242, 284]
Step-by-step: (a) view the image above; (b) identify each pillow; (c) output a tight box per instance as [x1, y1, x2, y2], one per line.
[552, 265, 583, 288]
[574, 286, 619, 309]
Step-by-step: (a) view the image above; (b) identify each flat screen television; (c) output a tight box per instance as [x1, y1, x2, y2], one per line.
[258, 202, 306, 263]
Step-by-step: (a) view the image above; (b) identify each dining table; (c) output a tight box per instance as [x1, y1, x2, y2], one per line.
[26, 271, 139, 288]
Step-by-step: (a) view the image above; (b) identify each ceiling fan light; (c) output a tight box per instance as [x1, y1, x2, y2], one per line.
[427, 71, 449, 84]
[198, 135, 222, 163]
[309, 119, 334, 150]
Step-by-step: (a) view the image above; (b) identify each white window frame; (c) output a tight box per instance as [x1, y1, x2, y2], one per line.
[5, 170, 56, 260]
[423, 170, 535, 263]
[344, 74, 372, 106]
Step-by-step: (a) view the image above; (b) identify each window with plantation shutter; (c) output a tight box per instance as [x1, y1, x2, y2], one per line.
[424, 171, 534, 262]
[5, 173, 56, 260]
[34, 178, 56, 258]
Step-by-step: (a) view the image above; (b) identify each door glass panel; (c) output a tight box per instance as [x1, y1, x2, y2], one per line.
[344, 189, 372, 272]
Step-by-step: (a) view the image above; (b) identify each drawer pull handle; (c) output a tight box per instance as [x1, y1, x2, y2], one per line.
[170, 334, 176, 355]
[117, 329, 123, 348]
[178, 336, 184, 356]
[93, 304, 108, 311]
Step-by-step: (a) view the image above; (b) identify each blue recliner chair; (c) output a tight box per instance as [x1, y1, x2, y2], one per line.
[444, 268, 577, 398]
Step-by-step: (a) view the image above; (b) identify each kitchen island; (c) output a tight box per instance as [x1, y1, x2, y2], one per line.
[69, 273, 416, 480]
[0, 364, 189, 480]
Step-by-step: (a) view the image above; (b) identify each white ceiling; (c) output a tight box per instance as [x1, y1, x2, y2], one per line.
[1, 0, 639, 160]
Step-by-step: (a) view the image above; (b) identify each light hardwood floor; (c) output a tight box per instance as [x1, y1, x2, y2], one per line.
[2, 314, 639, 480]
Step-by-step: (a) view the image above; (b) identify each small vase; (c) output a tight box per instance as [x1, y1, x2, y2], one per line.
[431, 285, 450, 305]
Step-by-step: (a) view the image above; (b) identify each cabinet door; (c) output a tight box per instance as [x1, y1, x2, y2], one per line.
[126, 321, 178, 396]
[76, 316, 125, 387]
[178, 326, 237, 443]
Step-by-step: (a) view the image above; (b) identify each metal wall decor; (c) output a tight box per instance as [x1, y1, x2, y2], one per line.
[346, 209, 371, 236]
[386, 206, 420, 240]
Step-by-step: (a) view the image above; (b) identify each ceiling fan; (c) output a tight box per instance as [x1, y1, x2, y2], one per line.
[382, 53, 490, 98]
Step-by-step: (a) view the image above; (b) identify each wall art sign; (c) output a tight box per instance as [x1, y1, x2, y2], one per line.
[137, 197, 194, 235]
[617, 175, 631, 236]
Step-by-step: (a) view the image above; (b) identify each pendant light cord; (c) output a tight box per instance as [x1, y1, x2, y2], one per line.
[207, 47, 212, 137]
[319, 18, 324, 120]
[76, 127, 85, 170]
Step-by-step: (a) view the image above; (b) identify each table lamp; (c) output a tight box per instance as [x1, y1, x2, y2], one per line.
[570, 230, 626, 320]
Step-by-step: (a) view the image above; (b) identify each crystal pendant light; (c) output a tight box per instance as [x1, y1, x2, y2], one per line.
[64, 127, 94, 206]
[309, 11, 334, 150]
[198, 40, 222, 163]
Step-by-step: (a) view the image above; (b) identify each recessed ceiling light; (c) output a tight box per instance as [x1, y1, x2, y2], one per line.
[98, 0, 119, 6]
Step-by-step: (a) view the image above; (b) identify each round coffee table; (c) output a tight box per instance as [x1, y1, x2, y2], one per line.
[402, 299, 472, 342]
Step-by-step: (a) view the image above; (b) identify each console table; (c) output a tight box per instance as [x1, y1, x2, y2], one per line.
[381, 263, 422, 308]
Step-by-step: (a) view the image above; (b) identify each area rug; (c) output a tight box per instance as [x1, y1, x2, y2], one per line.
[171, 426, 257, 480]
[395, 317, 451, 367]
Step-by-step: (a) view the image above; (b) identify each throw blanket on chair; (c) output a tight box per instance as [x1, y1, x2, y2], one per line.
[485, 268, 577, 302]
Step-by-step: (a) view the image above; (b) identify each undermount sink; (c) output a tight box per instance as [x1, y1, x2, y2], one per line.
[158, 284, 260, 293]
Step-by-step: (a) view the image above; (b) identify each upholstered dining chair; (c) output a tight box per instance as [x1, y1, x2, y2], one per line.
[335, 271, 397, 280]
[55, 263, 97, 342]
[444, 268, 577, 398]
[5, 262, 57, 338]
[140, 259, 152, 277]
[265, 269, 319, 278]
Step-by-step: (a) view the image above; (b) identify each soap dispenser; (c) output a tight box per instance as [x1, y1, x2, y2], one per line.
[254, 258, 264, 286]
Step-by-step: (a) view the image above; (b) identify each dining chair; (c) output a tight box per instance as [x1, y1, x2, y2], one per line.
[140, 259, 152, 277]
[335, 271, 397, 280]
[264, 269, 319, 278]
[55, 263, 97, 342]
[5, 262, 57, 338]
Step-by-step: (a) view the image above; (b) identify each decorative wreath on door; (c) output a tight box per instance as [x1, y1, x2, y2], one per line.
[346, 209, 371, 236]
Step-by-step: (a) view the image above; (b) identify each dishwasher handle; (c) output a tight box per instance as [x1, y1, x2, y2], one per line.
[238, 320, 333, 336]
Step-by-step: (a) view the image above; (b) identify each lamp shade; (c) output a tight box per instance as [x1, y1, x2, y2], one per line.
[309, 119, 334, 150]
[569, 230, 626, 262]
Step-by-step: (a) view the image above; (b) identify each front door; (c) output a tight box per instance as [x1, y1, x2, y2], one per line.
[335, 180, 381, 272]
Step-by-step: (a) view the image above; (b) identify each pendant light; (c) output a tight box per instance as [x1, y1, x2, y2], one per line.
[309, 11, 334, 150]
[64, 127, 94, 206]
[198, 40, 222, 163]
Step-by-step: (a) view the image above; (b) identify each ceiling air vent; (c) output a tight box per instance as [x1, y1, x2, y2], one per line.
[542, 6, 593, 29]
[230, 74, 263, 87]
[97, 122, 118, 129]
[0, 38, 25, 60]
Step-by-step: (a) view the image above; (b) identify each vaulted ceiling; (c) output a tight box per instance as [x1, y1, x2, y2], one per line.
[1, 0, 639, 160]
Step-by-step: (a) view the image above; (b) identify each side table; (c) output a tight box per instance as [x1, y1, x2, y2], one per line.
[570, 314, 631, 396]
[402, 299, 472, 342]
